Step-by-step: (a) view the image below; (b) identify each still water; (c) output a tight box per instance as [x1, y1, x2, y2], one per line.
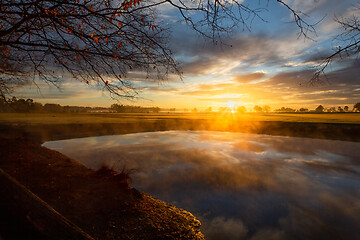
[43, 131, 360, 240]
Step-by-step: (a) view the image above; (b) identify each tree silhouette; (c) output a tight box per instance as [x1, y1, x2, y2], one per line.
[253, 105, 262, 113]
[315, 105, 324, 113]
[275, 107, 296, 113]
[236, 106, 246, 113]
[354, 102, 360, 112]
[0, 0, 178, 98]
[0, 0, 315, 99]
[311, 6, 360, 84]
[205, 107, 213, 112]
[262, 105, 271, 113]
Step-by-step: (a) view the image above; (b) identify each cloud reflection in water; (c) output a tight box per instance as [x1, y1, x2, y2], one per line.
[43, 131, 360, 240]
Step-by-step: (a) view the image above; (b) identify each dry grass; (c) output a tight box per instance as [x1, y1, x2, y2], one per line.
[0, 112, 359, 125]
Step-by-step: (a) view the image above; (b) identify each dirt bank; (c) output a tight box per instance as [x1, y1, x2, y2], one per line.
[0, 132, 204, 240]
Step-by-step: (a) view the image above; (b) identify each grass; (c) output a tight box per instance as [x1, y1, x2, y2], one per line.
[95, 166, 132, 191]
[0, 112, 359, 143]
[0, 112, 359, 125]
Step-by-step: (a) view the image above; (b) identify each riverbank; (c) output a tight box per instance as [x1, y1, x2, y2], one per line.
[0, 130, 204, 239]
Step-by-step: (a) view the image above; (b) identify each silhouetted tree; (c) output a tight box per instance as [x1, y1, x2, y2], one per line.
[312, 6, 360, 84]
[275, 107, 296, 113]
[0, 97, 11, 112]
[205, 107, 213, 112]
[315, 105, 324, 113]
[44, 103, 62, 113]
[327, 106, 336, 112]
[254, 105, 262, 113]
[262, 105, 271, 113]
[299, 108, 308, 112]
[152, 107, 160, 113]
[237, 106, 246, 113]
[354, 102, 360, 112]
[219, 107, 231, 112]
[344, 106, 349, 112]
[111, 103, 159, 113]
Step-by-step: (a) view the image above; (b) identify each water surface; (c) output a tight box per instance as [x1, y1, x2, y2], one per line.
[43, 131, 360, 240]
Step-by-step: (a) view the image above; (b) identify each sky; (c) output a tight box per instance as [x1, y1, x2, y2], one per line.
[15, 0, 360, 111]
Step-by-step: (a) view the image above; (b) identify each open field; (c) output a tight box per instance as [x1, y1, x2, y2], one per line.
[0, 112, 359, 143]
[0, 112, 359, 125]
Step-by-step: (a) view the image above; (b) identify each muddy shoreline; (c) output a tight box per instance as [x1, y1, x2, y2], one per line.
[0, 123, 205, 240]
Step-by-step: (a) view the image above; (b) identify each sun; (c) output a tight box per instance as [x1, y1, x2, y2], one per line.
[226, 101, 236, 113]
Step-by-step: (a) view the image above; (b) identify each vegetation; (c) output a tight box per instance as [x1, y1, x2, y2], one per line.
[354, 102, 360, 112]
[315, 105, 325, 113]
[1, 97, 359, 114]
[312, 6, 360, 84]
[110, 104, 160, 113]
[275, 107, 296, 113]
[0, 97, 159, 113]
[253, 105, 263, 113]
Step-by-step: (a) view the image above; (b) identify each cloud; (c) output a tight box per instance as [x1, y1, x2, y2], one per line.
[268, 69, 315, 85]
[180, 58, 227, 76]
[44, 131, 360, 240]
[14, 80, 99, 100]
[172, 32, 313, 76]
[234, 72, 266, 83]
[183, 59, 360, 106]
[283, 0, 331, 14]
[249, 228, 287, 240]
[201, 217, 248, 240]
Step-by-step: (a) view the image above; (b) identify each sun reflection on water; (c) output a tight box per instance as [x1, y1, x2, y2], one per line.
[43, 131, 360, 240]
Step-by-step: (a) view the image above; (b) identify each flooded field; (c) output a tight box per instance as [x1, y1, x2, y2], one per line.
[43, 131, 360, 240]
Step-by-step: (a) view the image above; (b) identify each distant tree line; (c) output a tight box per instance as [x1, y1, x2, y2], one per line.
[275, 103, 360, 113]
[110, 104, 160, 113]
[1, 97, 359, 114]
[0, 97, 159, 113]
[215, 103, 360, 113]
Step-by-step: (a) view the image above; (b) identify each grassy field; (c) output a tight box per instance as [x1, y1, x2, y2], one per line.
[0, 112, 359, 125]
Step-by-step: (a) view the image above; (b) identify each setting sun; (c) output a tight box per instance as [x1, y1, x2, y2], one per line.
[225, 101, 236, 113]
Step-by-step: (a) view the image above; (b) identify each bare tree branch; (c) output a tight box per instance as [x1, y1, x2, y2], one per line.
[311, 6, 360, 85]
[0, 0, 317, 98]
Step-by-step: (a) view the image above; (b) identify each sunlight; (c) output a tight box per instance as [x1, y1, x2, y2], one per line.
[226, 101, 236, 109]
[226, 101, 236, 113]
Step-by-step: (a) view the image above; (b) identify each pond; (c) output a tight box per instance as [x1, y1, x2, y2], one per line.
[43, 131, 360, 240]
